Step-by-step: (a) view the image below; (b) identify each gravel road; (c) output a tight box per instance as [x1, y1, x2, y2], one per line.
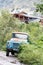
[0, 51, 25, 65]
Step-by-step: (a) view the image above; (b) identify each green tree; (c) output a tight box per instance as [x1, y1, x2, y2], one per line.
[36, 4, 43, 14]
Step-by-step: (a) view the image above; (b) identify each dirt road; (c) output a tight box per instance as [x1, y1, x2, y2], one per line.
[0, 51, 24, 65]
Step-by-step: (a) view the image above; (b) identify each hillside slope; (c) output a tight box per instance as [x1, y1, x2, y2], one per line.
[0, 0, 41, 9]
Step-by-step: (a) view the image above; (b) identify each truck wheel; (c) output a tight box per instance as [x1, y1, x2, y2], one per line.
[6, 49, 9, 56]
[14, 53, 18, 57]
[11, 51, 14, 55]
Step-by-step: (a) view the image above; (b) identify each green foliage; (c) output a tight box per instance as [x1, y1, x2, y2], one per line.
[18, 44, 43, 65]
[0, 10, 43, 49]
[0, 10, 21, 49]
[0, 10, 43, 65]
[36, 4, 43, 14]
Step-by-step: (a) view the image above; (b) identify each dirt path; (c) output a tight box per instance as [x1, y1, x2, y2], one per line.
[0, 51, 24, 65]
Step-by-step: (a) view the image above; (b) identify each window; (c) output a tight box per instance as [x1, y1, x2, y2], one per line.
[15, 34, 28, 39]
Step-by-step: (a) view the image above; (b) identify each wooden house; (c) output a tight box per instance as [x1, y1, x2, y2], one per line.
[10, 10, 40, 24]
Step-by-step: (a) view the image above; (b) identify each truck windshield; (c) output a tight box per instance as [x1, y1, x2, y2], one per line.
[15, 34, 27, 39]
[12, 33, 28, 39]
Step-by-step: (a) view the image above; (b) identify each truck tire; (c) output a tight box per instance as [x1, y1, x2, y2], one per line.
[6, 49, 9, 56]
[11, 51, 14, 55]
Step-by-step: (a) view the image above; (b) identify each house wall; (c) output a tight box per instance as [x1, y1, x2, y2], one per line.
[13, 13, 29, 23]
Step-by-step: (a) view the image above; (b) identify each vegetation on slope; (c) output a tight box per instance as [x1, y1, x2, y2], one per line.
[0, 10, 43, 49]
[36, 0, 43, 14]
[18, 43, 43, 65]
[36, 4, 43, 14]
[0, 10, 43, 65]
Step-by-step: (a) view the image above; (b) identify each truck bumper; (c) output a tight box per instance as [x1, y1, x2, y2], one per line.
[6, 48, 19, 53]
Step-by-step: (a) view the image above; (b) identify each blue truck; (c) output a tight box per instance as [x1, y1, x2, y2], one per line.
[6, 32, 29, 56]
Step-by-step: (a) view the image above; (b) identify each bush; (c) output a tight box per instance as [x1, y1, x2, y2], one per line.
[18, 44, 43, 65]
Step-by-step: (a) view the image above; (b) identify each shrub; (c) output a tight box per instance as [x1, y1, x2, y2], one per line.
[18, 44, 43, 65]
